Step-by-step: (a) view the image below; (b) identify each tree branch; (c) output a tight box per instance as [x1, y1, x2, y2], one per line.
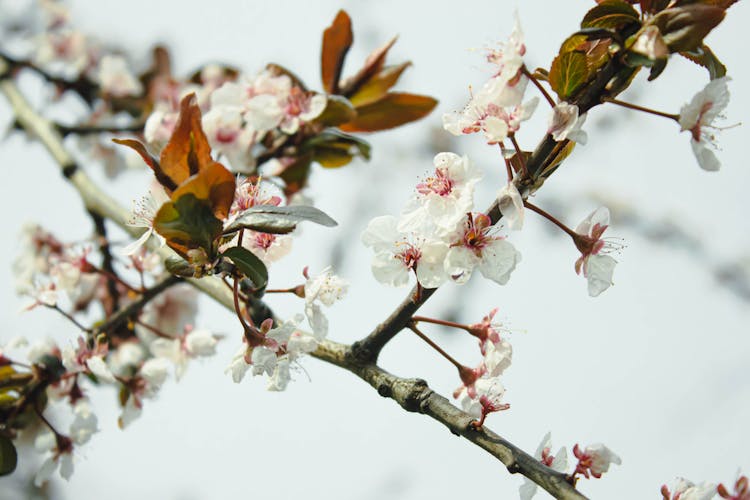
[0, 58, 588, 500]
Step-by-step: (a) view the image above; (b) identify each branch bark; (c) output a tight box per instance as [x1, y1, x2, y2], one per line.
[1, 57, 588, 500]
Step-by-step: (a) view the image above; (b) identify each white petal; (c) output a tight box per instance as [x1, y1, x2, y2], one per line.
[140, 357, 170, 389]
[251, 347, 277, 376]
[34, 456, 57, 487]
[361, 216, 399, 251]
[497, 183, 524, 231]
[585, 254, 617, 297]
[691, 139, 721, 172]
[519, 479, 538, 500]
[59, 453, 74, 480]
[86, 356, 115, 383]
[118, 395, 142, 429]
[478, 239, 521, 285]
[185, 329, 218, 356]
[444, 246, 479, 284]
[371, 252, 410, 287]
[267, 358, 291, 391]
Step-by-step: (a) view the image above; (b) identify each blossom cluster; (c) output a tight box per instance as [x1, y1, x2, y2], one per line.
[7, 224, 221, 485]
[224, 266, 348, 390]
[362, 152, 521, 289]
[441, 14, 587, 147]
[144, 67, 326, 173]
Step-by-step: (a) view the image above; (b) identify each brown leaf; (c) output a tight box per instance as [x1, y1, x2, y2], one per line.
[159, 93, 214, 184]
[339, 36, 397, 98]
[111, 139, 175, 190]
[652, 4, 725, 52]
[338, 92, 437, 133]
[170, 162, 236, 221]
[349, 62, 412, 107]
[314, 95, 357, 126]
[321, 10, 353, 94]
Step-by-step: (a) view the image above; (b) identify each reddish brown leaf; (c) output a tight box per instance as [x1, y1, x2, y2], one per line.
[349, 62, 412, 107]
[159, 93, 214, 184]
[111, 138, 173, 187]
[339, 92, 437, 133]
[321, 10, 353, 94]
[339, 36, 397, 98]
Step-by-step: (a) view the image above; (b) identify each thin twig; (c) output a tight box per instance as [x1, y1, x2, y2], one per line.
[602, 96, 679, 121]
[522, 65, 556, 108]
[88, 210, 121, 313]
[56, 120, 146, 137]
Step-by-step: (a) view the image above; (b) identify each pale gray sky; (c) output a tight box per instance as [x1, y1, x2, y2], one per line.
[1, 1, 748, 499]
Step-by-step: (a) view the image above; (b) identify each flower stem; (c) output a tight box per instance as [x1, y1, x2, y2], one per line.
[500, 142, 514, 181]
[408, 322, 464, 372]
[524, 201, 578, 239]
[602, 97, 679, 121]
[412, 315, 471, 333]
[134, 319, 176, 339]
[509, 134, 529, 178]
[89, 264, 143, 294]
[45, 304, 90, 333]
[522, 65, 555, 108]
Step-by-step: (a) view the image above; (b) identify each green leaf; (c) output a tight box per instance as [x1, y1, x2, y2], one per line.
[679, 43, 727, 79]
[222, 246, 268, 291]
[581, 0, 641, 31]
[548, 51, 590, 100]
[338, 92, 437, 133]
[224, 204, 338, 235]
[651, 5, 725, 52]
[302, 129, 371, 168]
[0, 436, 18, 476]
[154, 193, 223, 258]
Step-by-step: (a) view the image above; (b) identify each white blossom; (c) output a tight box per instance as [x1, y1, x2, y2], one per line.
[97, 54, 142, 97]
[666, 478, 718, 500]
[679, 77, 731, 171]
[304, 267, 348, 340]
[573, 207, 620, 297]
[399, 152, 481, 236]
[548, 102, 587, 144]
[444, 213, 521, 286]
[123, 187, 170, 256]
[584, 443, 621, 477]
[520, 433, 568, 500]
[362, 215, 449, 288]
[459, 376, 506, 419]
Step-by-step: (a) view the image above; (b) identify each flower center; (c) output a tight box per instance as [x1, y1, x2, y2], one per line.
[397, 244, 421, 270]
[254, 233, 276, 251]
[416, 168, 454, 196]
[459, 213, 495, 254]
